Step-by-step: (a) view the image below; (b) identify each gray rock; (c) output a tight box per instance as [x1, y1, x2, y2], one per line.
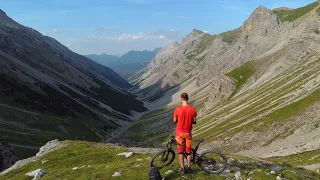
[36, 140, 62, 157]
[165, 170, 174, 175]
[0, 140, 64, 175]
[276, 176, 282, 180]
[234, 171, 242, 180]
[25, 169, 45, 180]
[112, 172, 121, 177]
[117, 152, 133, 158]
[271, 164, 283, 171]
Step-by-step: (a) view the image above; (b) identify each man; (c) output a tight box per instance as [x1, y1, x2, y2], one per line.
[173, 93, 197, 174]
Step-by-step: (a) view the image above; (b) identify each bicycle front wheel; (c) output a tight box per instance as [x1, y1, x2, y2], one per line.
[197, 150, 227, 174]
[150, 149, 175, 169]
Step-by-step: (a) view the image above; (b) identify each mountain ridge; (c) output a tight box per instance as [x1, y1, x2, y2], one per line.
[118, 1, 320, 170]
[85, 48, 161, 79]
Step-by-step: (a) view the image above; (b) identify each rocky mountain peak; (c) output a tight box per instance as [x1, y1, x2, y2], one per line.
[243, 5, 280, 37]
[192, 29, 203, 33]
[163, 41, 179, 50]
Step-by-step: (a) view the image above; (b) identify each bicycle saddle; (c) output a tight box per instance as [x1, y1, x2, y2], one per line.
[194, 139, 204, 143]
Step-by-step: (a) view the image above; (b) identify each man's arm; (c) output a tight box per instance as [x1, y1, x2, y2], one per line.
[173, 117, 178, 124]
[193, 107, 197, 124]
[173, 108, 178, 124]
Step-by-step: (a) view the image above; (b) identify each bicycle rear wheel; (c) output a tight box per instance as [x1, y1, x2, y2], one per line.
[197, 150, 227, 174]
[150, 149, 175, 169]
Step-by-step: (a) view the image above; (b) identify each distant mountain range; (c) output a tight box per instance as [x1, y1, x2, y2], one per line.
[85, 48, 161, 79]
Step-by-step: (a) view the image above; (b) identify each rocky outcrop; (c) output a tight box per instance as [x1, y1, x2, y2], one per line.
[243, 6, 281, 37]
[0, 141, 17, 172]
[0, 140, 64, 175]
[137, 29, 204, 89]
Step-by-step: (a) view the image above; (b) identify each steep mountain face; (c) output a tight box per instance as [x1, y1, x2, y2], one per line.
[0, 141, 17, 172]
[0, 9, 146, 158]
[86, 48, 161, 79]
[119, 1, 320, 168]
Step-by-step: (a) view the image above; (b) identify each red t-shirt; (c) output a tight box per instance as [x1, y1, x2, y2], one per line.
[173, 105, 197, 133]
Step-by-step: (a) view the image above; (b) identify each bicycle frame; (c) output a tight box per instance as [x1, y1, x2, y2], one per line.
[166, 136, 202, 164]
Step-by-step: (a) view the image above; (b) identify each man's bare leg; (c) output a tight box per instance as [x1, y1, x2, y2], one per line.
[179, 154, 185, 169]
[187, 155, 192, 168]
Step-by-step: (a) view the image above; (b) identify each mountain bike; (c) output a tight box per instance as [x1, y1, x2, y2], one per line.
[150, 136, 228, 174]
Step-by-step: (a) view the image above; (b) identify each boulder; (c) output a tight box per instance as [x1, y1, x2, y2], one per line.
[235, 171, 242, 180]
[25, 169, 45, 180]
[117, 152, 133, 158]
[112, 172, 121, 177]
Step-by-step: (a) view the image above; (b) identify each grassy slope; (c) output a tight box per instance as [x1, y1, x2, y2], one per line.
[1, 141, 319, 180]
[273, 2, 319, 22]
[193, 54, 320, 142]
[225, 61, 255, 99]
[268, 149, 320, 166]
[219, 28, 242, 44]
[186, 34, 217, 61]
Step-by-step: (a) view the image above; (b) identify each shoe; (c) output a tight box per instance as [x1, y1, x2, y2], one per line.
[186, 168, 193, 174]
[177, 168, 186, 174]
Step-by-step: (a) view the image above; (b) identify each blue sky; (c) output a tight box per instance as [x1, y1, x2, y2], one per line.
[1, 0, 316, 55]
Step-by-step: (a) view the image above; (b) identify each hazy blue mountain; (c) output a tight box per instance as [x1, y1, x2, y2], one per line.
[85, 48, 161, 79]
[85, 54, 119, 67]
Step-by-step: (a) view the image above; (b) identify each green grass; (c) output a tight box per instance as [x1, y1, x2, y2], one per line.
[219, 28, 242, 44]
[225, 61, 255, 99]
[253, 89, 320, 130]
[273, 2, 319, 22]
[268, 150, 320, 166]
[1, 141, 319, 180]
[118, 107, 175, 145]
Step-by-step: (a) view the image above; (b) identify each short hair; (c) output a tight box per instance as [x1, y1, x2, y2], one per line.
[181, 93, 189, 101]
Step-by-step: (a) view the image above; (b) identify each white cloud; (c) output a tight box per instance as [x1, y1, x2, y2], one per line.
[159, 35, 166, 39]
[204, 30, 209, 33]
[118, 33, 146, 41]
[93, 29, 180, 42]
[61, 29, 184, 55]
[51, 29, 59, 33]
